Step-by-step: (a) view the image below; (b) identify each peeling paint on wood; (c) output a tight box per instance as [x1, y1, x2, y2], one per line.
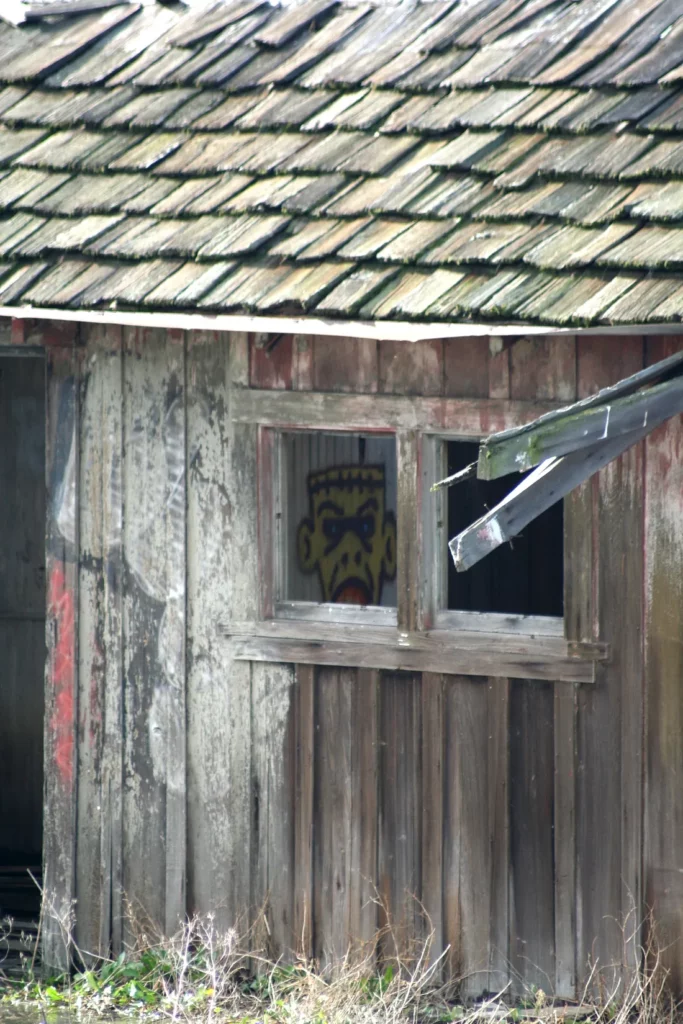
[122, 326, 186, 938]
[186, 330, 253, 929]
[27, 320, 683, 1002]
[43, 341, 79, 970]
[76, 322, 124, 957]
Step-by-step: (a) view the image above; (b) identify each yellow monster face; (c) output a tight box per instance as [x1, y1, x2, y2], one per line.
[297, 465, 397, 605]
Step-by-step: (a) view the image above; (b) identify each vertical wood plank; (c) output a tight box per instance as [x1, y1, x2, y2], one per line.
[575, 336, 645, 994]
[563, 482, 593, 643]
[644, 336, 683, 992]
[378, 672, 422, 964]
[313, 336, 378, 393]
[314, 666, 355, 965]
[100, 329, 125, 954]
[506, 333, 576, 998]
[443, 675, 490, 998]
[43, 334, 79, 969]
[251, 662, 296, 958]
[443, 338, 490, 398]
[228, 336, 260, 940]
[510, 680, 555, 994]
[553, 685, 576, 999]
[77, 336, 105, 958]
[292, 335, 314, 391]
[257, 427, 277, 619]
[421, 673, 444, 966]
[618, 442, 645, 983]
[557, 396, 595, 997]
[249, 333, 294, 389]
[5, 316, 18, 344]
[509, 336, 576, 403]
[293, 664, 315, 957]
[576, 336, 644, 395]
[356, 668, 379, 949]
[419, 435, 446, 630]
[230, 331, 250, 388]
[76, 324, 124, 957]
[121, 327, 186, 937]
[488, 678, 510, 994]
[379, 339, 443, 395]
[488, 337, 511, 399]
[186, 331, 253, 933]
[313, 667, 379, 964]
[397, 431, 419, 633]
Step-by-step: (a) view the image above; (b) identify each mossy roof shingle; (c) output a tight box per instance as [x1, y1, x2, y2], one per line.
[3, 0, 683, 325]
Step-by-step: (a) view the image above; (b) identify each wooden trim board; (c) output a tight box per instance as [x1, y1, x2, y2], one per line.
[435, 609, 563, 636]
[219, 620, 607, 683]
[3, 307, 683, 342]
[232, 389, 562, 434]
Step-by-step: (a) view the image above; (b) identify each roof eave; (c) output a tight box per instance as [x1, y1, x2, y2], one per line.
[1, 306, 682, 342]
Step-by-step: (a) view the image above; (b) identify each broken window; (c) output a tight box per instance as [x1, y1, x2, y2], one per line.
[446, 440, 563, 618]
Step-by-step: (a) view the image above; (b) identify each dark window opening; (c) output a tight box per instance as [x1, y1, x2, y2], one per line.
[447, 440, 564, 617]
[0, 355, 46, 960]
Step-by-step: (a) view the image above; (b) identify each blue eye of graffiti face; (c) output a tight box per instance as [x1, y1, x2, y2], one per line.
[358, 515, 374, 539]
[323, 519, 344, 540]
[322, 514, 375, 548]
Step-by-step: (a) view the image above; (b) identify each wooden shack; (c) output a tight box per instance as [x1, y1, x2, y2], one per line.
[2, 0, 683, 1001]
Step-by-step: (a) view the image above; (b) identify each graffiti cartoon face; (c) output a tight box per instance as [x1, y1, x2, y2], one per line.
[297, 465, 397, 605]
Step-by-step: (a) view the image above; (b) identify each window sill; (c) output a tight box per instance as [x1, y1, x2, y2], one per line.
[274, 601, 397, 626]
[219, 619, 607, 683]
[434, 610, 564, 637]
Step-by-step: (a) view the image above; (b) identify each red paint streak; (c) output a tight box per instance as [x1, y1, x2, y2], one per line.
[10, 319, 25, 346]
[250, 335, 294, 389]
[48, 562, 76, 787]
[43, 321, 78, 348]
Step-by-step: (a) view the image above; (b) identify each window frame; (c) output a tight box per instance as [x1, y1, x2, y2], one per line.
[258, 424, 399, 627]
[230, 388, 603, 684]
[420, 433, 565, 638]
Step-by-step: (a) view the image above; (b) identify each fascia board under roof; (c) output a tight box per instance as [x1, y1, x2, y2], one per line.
[1, 306, 682, 341]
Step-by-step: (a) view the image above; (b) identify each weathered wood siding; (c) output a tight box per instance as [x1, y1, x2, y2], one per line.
[12, 317, 681, 996]
[644, 338, 683, 992]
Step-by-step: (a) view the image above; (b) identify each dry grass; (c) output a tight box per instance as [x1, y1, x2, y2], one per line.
[1, 894, 681, 1024]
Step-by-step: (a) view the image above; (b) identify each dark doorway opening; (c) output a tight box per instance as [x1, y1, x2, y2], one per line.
[447, 440, 564, 617]
[0, 354, 46, 966]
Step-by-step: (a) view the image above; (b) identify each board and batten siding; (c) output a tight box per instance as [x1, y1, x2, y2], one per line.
[6, 316, 680, 996]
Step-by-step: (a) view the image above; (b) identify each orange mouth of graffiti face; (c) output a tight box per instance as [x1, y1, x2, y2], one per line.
[333, 578, 372, 605]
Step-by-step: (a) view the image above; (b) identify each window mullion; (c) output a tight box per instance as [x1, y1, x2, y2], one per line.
[396, 429, 420, 633]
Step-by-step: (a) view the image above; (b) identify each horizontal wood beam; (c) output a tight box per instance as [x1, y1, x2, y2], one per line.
[480, 365, 683, 479]
[452, 424, 650, 572]
[232, 389, 562, 435]
[219, 620, 607, 683]
[434, 609, 563, 637]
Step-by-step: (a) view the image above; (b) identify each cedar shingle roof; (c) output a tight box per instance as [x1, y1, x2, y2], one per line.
[2, 0, 683, 326]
